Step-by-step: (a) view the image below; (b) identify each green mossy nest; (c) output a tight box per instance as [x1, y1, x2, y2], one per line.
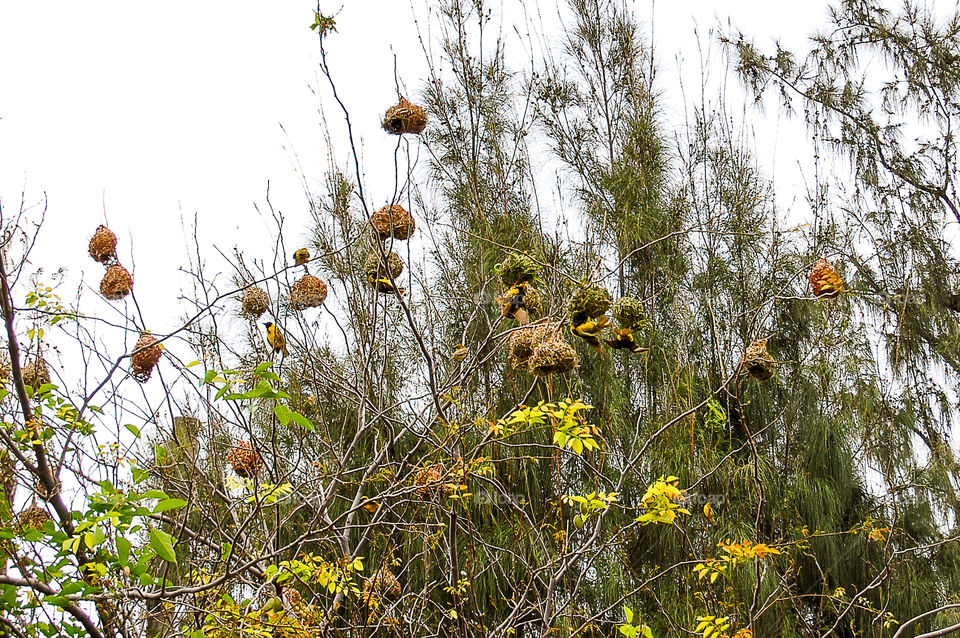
[612, 297, 646, 331]
[567, 282, 612, 322]
[364, 251, 405, 280]
[495, 253, 539, 287]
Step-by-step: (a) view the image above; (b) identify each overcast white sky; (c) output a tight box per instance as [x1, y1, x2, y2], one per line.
[0, 0, 836, 331]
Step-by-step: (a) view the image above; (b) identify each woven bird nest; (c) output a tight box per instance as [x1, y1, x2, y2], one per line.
[612, 297, 646, 331]
[741, 339, 776, 380]
[529, 338, 579, 377]
[363, 564, 402, 604]
[88, 225, 118, 264]
[22, 358, 51, 388]
[0, 362, 9, 385]
[227, 441, 264, 478]
[19, 505, 51, 531]
[809, 258, 843, 299]
[508, 320, 561, 370]
[364, 251, 404, 280]
[567, 283, 612, 322]
[495, 253, 539, 287]
[382, 97, 428, 135]
[131, 333, 162, 383]
[100, 264, 133, 300]
[371, 204, 416, 240]
[412, 463, 452, 500]
[240, 286, 270, 318]
[289, 274, 328, 310]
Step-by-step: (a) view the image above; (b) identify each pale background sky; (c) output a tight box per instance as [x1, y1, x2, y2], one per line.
[0, 0, 840, 355]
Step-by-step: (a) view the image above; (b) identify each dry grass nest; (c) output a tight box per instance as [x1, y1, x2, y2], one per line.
[132, 333, 162, 383]
[19, 505, 51, 531]
[240, 286, 270, 318]
[741, 339, 776, 380]
[100, 264, 133, 300]
[382, 97, 428, 135]
[529, 338, 579, 377]
[371, 204, 416, 240]
[22, 358, 51, 389]
[227, 441, 264, 478]
[88, 225, 118, 264]
[809, 258, 843, 299]
[363, 564, 402, 604]
[508, 320, 562, 370]
[289, 274, 328, 310]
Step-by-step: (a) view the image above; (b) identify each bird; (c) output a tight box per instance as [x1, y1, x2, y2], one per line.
[570, 315, 611, 350]
[604, 328, 649, 354]
[293, 247, 310, 266]
[703, 502, 715, 525]
[498, 283, 530, 324]
[451, 343, 469, 361]
[263, 322, 288, 356]
[369, 275, 406, 295]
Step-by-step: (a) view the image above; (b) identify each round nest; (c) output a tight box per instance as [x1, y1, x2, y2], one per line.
[567, 283, 612, 322]
[132, 333, 162, 383]
[495, 253, 539, 287]
[412, 463, 447, 499]
[612, 297, 646, 331]
[100, 264, 133, 301]
[363, 565, 402, 603]
[240, 286, 270, 318]
[289, 274, 328, 310]
[19, 505, 51, 531]
[227, 441, 264, 478]
[88, 225, 118, 264]
[371, 204, 416, 240]
[809, 258, 843, 299]
[364, 251, 405, 280]
[22, 358, 51, 388]
[0, 362, 10, 385]
[529, 335, 578, 377]
[523, 286, 543, 316]
[741, 339, 776, 380]
[507, 325, 540, 370]
[382, 97, 428, 135]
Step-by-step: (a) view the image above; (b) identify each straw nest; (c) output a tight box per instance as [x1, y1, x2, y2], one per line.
[19, 505, 51, 531]
[100, 264, 133, 300]
[132, 333, 163, 383]
[741, 339, 776, 380]
[227, 441, 264, 478]
[240, 286, 270, 318]
[612, 297, 646, 331]
[382, 97, 428, 135]
[363, 564, 402, 604]
[22, 358, 51, 388]
[289, 274, 328, 310]
[809, 258, 843, 299]
[371, 204, 416, 240]
[364, 251, 405, 280]
[567, 283, 612, 322]
[508, 320, 562, 370]
[88, 225, 118, 264]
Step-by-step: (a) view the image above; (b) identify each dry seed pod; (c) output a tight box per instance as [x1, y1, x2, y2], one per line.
[227, 441, 263, 478]
[21, 358, 51, 388]
[809, 258, 843, 299]
[370, 204, 416, 240]
[741, 339, 776, 380]
[100, 264, 133, 300]
[131, 333, 162, 383]
[364, 564, 401, 603]
[240, 286, 270, 318]
[288, 274, 328, 310]
[19, 504, 51, 531]
[382, 97, 428, 135]
[88, 225, 118, 264]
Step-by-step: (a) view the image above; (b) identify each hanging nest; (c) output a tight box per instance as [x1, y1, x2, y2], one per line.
[412, 463, 451, 499]
[100, 264, 133, 300]
[523, 286, 543, 316]
[18, 505, 51, 531]
[88, 225, 118, 264]
[227, 441, 264, 478]
[809, 258, 843, 299]
[382, 97, 428, 135]
[741, 339, 776, 381]
[611, 297, 646, 331]
[508, 320, 561, 370]
[567, 283, 612, 322]
[240, 286, 270, 318]
[289, 275, 328, 310]
[495, 253, 539, 287]
[0, 361, 10, 385]
[131, 333, 162, 383]
[21, 358, 51, 388]
[364, 251, 405, 280]
[363, 564, 402, 605]
[371, 204, 416, 241]
[529, 339, 579, 377]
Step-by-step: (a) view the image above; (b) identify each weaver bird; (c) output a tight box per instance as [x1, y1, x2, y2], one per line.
[369, 275, 406, 295]
[263, 322, 288, 356]
[498, 283, 530, 324]
[293, 247, 310, 266]
[604, 328, 648, 354]
[570, 315, 611, 350]
[451, 344, 469, 361]
[703, 502, 715, 525]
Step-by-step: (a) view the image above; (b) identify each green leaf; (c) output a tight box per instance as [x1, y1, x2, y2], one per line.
[124, 424, 141, 438]
[624, 605, 634, 624]
[153, 498, 188, 514]
[149, 528, 177, 563]
[117, 537, 130, 565]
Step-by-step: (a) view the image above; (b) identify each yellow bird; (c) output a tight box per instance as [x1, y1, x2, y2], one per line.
[703, 502, 715, 525]
[497, 283, 530, 324]
[369, 275, 406, 295]
[604, 328, 649, 354]
[293, 247, 311, 266]
[263, 322, 288, 356]
[570, 315, 611, 350]
[451, 344, 469, 361]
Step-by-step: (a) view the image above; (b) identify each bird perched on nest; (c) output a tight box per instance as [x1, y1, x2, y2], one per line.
[604, 328, 648, 354]
[570, 314, 611, 350]
[498, 283, 532, 324]
[369, 275, 406, 295]
[263, 322, 288, 356]
[293, 248, 310, 267]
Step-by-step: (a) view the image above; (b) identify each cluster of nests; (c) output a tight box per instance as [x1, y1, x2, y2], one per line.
[88, 226, 163, 383]
[507, 320, 578, 376]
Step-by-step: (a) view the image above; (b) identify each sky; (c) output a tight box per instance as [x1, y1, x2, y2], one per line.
[0, 0, 838, 354]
